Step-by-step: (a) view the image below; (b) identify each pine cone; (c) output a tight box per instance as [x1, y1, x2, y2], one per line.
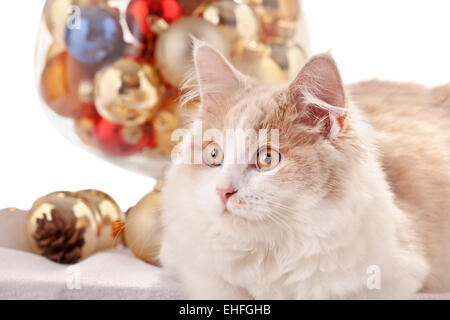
[33, 208, 86, 264]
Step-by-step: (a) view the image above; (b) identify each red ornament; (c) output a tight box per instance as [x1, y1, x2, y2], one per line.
[93, 118, 156, 156]
[126, 0, 183, 42]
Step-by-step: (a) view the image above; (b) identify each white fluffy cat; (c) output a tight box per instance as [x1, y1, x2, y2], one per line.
[159, 42, 450, 299]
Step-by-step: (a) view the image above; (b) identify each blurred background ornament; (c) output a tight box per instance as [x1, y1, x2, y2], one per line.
[179, 0, 204, 14]
[152, 94, 199, 156]
[233, 41, 286, 84]
[65, 6, 125, 66]
[155, 17, 231, 87]
[126, 0, 183, 43]
[94, 57, 161, 126]
[93, 118, 156, 156]
[245, 0, 300, 42]
[41, 51, 96, 118]
[124, 181, 163, 265]
[26, 191, 100, 264]
[44, 0, 109, 44]
[75, 190, 125, 250]
[36, 0, 309, 177]
[45, 42, 66, 62]
[269, 40, 307, 80]
[194, 0, 259, 52]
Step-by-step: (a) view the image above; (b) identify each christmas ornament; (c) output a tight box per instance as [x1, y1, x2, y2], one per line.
[154, 94, 199, 156]
[93, 118, 156, 156]
[75, 190, 125, 250]
[246, 0, 299, 42]
[269, 40, 307, 80]
[126, 0, 183, 42]
[124, 181, 163, 265]
[94, 57, 161, 127]
[44, 0, 109, 44]
[194, 0, 259, 51]
[155, 17, 231, 86]
[45, 42, 66, 62]
[75, 116, 98, 146]
[36, 0, 309, 177]
[26, 192, 100, 264]
[65, 6, 125, 66]
[233, 42, 286, 84]
[41, 51, 96, 118]
[179, 0, 204, 14]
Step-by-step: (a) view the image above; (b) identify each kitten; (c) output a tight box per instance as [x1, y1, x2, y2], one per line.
[159, 41, 450, 299]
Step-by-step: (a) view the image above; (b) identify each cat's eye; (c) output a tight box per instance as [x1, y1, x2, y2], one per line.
[203, 142, 224, 167]
[256, 147, 281, 172]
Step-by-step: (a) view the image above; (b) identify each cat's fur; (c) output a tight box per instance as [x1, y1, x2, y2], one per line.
[159, 42, 450, 299]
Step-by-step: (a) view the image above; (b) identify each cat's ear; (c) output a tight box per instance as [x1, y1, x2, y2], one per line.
[288, 54, 346, 138]
[192, 41, 242, 112]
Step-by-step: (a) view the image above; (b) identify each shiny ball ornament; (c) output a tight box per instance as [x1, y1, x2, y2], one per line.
[46, 42, 66, 62]
[41, 51, 96, 118]
[154, 95, 199, 156]
[44, 0, 108, 44]
[93, 118, 156, 156]
[75, 116, 98, 146]
[155, 17, 231, 86]
[126, 0, 183, 42]
[246, 0, 300, 41]
[26, 191, 100, 264]
[75, 190, 125, 250]
[94, 57, 161, 126]
[233, 42, 286, 84]
[124, 188, 162, 265]
[179, 0, 204, 14]
[269, 40, 307, 80]
[194, 1, 259, 50]
[65, 6, 125, 66]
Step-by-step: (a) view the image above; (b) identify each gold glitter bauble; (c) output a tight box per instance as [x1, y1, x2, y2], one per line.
[124, 189, 162, 266]
[94, 57, 161, 126]
[233, 41, 286, 84]
[246, 0, 299, 41]
[74, 117, 97, 146]
[154, 95, 199, 156]
[194, 1, 259, 51]
[269, 40, 307, 80]
[76, 190, 125, 250]
[26, 191, 100, 263]
[44, 0, 108, 44]
[155, 17, 231, 87]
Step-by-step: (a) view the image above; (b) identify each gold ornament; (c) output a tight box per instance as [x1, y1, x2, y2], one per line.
[155, 17, 231, 87]
[194, 1, 259, 52]
[179, 0, 205, 15]
[26, 192, 100, 263]
[45, 42, 66, 62]
[75, 190, 125, 250]
[124, 182, 163, 266]
[94, 57, 161, 127]
[233, 41, 286, 84]
[246, 0, 299, 41]
[74, 116, 97, 147]
[154, 94, 200, 156]
[44, 0, 108, 44]
[269, 40, 307, 80]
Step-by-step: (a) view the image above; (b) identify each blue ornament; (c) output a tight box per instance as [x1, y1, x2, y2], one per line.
[65, 7, 125, 66]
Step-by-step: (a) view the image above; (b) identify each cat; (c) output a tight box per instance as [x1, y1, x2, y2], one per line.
[159, 41, 450, 299]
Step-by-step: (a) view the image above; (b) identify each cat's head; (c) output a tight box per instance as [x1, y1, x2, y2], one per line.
[172, 41, 368, 239]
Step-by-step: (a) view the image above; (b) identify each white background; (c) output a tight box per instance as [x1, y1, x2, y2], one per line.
[0, 0, 449, 210]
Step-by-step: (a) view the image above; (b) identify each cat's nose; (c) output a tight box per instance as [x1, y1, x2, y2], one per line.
[216, 188, 237, 206]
